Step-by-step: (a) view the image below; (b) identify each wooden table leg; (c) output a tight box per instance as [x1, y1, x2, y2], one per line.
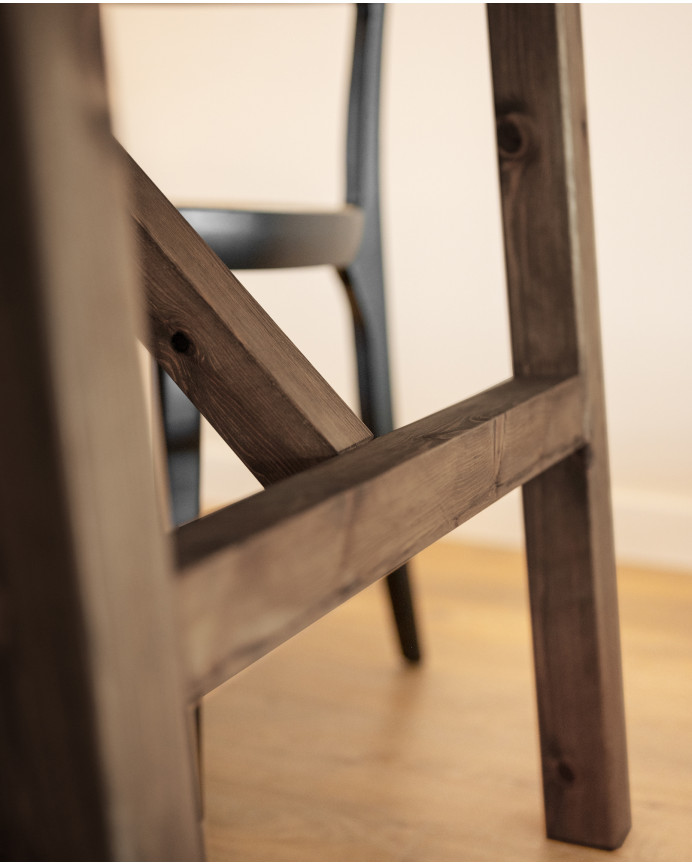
[488, 4, 630, 849]
[0, 6, 202, 858]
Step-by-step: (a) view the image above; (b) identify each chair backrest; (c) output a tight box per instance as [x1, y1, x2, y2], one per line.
[347, 4, 384, 215]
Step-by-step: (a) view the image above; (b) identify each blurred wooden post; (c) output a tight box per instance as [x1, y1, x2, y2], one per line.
[0, 6, 202, 858]
[488, 4, 631, 849]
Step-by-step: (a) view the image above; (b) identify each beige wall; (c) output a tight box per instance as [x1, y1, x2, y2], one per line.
[102, 4, 692, 571]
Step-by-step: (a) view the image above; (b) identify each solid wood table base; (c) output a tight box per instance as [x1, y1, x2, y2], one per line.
[0, 3, 630, 858]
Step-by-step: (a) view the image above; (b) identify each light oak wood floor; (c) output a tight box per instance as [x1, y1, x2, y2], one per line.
[201, 542, 692, 861]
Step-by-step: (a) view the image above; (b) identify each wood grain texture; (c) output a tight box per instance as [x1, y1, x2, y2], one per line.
[175, 376, 585, 699]
[488, 3, 630, 849]
[125, 147, 372, 487]
[202, 543, 692, 862]
[0, 6, 201, 858]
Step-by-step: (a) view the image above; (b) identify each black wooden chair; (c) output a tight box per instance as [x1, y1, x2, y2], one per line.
[158, 4, 421, 662]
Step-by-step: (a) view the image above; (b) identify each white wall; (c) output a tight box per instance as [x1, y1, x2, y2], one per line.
[102, 4, 692, 572]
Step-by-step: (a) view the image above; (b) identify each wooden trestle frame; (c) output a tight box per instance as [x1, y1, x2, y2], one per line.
[0, 4, 630, 859]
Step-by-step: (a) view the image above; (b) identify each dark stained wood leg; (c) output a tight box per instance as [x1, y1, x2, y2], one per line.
[0, 6, 202, 858]
[523, 450, 629, 849]
[487, 4, 630, 849]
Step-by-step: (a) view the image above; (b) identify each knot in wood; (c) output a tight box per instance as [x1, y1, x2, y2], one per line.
[171, 330, 192, 354]
[557, 760, 576, 784]
[496, 112, 536, 163]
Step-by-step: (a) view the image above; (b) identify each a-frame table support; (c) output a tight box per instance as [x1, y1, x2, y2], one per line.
[0, 4, 629, 858]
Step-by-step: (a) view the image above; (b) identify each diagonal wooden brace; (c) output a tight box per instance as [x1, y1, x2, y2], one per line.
[175, 375, 586, 699]
[125, 146, 372, 486]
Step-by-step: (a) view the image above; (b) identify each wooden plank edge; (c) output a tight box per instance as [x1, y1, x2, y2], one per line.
[176, 375, 586, 700]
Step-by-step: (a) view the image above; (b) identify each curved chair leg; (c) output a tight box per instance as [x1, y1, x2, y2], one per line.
[340, 6, 421, 663]
[339, 267, 422, 664]
[157, 367, 201, 526]
[384, 567, 421, 663]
